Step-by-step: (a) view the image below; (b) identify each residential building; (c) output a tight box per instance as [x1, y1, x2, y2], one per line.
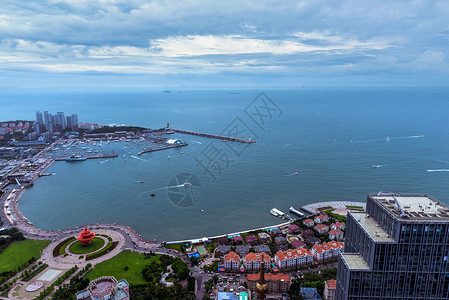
[232, 235, 243, 245]
[216, 245, 231, 256]
[291, 239, 306, 249]
[302, 229, 315, 237]
[274, 236, 287, 245]
[236, 245, 250, 256]
[312, 242, 344, 262]
[303, 219, 315, 227]
[288, 224, 301, 234]
[315, 224, 329, 234]
[35, 111, 43, 124]
[254, 244, 271, 255]
[314, 214, 329, 224]
[247, 273, 290, 294]
[76, 276, 129, 300]
[270, 228, 283, 237]
[245, 252, 270, 272]
[258, 232, 272, 242]
[274, 248, 313, 270]
[304, 236, 321, 246]
[218, 236, 229, 245]
[245, 235, 258, 245]
[331, 222, 346, 231]
[329, 229, 344, 240]
[336, 193, 449, 300]
[324, 280, 336, 300]
[224, 252, 240, 271]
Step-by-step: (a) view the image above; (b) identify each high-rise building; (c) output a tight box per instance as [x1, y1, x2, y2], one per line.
[71, 114, 78, 129]
[66, 115, 72, 130]
[35, 111, 43, 124]
[335, 192, 449, 300]
[56, 112, 66, 130]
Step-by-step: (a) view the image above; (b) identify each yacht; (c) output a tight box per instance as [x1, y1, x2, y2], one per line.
[66, 155, 87, 162]
[270, 208, 285, 218]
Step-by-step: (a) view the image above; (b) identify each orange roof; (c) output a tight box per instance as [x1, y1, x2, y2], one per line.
[326, 279, 337, 289]
[316, 214, 328, 220]
[225, 252, 240, 263]
[275, 248, 312, 261]
[333, 222, 345, 227]
[315, 224, 329, 230]
[247, 273, 290, 282]
[246, 252, 270, 262]
[329, 229, 343, 235]
[303, 219, 314, 223]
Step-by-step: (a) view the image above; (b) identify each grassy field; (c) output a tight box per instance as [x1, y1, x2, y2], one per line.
[0, 239, 50, 273]
[68, 238, 105, 254]
[83, 250, 159, 285]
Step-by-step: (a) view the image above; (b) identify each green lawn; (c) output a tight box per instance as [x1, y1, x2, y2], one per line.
[0, 239, 50, 273]
[68, 238, 105, 254]
[83, 250, 159, 285]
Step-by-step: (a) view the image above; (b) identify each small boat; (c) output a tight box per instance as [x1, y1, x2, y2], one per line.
[150, 193, 156, 197]
[168, 156, 170, 159]
[201, 209, 204, 213]
[140, 181, 144, 183]
[183, 182, 192, 187]
[372, 165, 380, 169]
[293, 172, 298, 175]
[66, 155, 87, 162]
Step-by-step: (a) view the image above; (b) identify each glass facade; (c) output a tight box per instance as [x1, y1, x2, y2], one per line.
[336, 194, 449, 300]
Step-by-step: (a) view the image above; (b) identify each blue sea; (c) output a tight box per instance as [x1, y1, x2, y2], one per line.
[2, 87, 449, 241]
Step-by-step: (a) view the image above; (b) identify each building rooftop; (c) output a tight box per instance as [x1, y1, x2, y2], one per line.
[370, 194, 449, 221]
[341, 253, 370, 271]
[350, 212, 395, 243]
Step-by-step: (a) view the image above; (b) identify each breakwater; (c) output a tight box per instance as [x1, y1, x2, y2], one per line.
[172, 129, 256, 143]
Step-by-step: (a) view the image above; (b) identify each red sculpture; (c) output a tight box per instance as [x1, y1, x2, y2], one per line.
[77, 228, 95, 245]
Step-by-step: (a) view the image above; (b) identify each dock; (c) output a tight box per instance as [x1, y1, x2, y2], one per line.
[301, 201, 366, 214]
[171, 129, 256, 144]
[138, 143, 188, 155]
[54, 154, 118, 161]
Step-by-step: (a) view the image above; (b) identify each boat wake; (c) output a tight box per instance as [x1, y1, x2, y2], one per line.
[145, 183, 190, 193]
[286, 171, 299, 176]
[99, 159, 110, 164]
[130, 155, 147, 161]
[426, 169, 449, 172]
[351, 135, 424, 144]
[191, 141, 202, 145]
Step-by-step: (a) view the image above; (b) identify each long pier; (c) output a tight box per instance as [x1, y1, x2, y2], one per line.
[171, 129, 256, 143]
[138, 143, 188, 155]
[54, 153, 118, 161]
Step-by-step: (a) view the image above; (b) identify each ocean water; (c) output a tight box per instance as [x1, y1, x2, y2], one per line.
[3, 87, 449, 241]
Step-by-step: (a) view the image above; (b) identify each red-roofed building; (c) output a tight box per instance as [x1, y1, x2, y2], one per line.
[224, 252, 240, 271]
[245, 253, 270, 272]
[245, 235, 258, 246]
[324, 279, 337, 300]
[329, 229, 344, 240]
[247, 273, 290, 293]
[331, 222, 346, 230]
[274, 248, 313, 270]
[312, 242, 344, 261]
[231, 235, 243, 245]
[314, 214, 329, 224]
[288, 224, 301, 234]
[303, 219, 315, 227]
[315, 224, 329, 234]
[291, 239, 306, 249]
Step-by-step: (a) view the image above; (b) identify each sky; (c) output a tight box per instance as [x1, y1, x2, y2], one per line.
[1, 0, 449, 89]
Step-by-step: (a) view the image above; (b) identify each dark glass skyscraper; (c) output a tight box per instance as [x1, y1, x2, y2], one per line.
[336, 193, 449, 300]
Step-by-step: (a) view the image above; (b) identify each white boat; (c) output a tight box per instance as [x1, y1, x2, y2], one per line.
[270, 208, 285, 217]
[289, 206, 304, 217]
[183, 182, 192, 187]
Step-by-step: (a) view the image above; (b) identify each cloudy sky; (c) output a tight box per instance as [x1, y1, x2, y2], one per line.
[1, 0, 449, 89]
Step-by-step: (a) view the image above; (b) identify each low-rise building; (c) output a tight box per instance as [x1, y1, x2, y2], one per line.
[245, 252, 270, 272]
[288, 224, 301, 234]
[245, 235, 258, 245]
[224, 252, 240, 271]
[330, 222, 345, 231]
[216, 245, 232, 256]
[236, 245, 250, 257]
[247, 273, 290, 294]
[258, 232, 271, 243]
[304, 236, 320, 246]
[291, 239, 306, 249]
[274, 236, 288, 245]
[270, 228, 283, 237]
[253, 244, 271, 255]
[314, 224, 329, 234]
[303, 219, 315, 227]
[328, 229, 344, 240]
[324, 279, 336, 300]
[314, 214, 329, 224]
[302, 229, 315, 238]
[311, 241, 344, 262]
[76, 276, 129, 300]
[218, 236, 229, 245]
[231, 235, 243, 245]
[274, 248, 313, 270]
